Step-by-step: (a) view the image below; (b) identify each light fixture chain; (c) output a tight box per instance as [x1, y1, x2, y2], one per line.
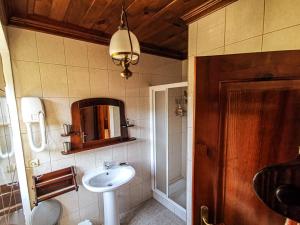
[122, 1, 134, 65]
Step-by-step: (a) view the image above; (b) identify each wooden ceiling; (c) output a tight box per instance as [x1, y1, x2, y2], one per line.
[2, 0, 236, 59]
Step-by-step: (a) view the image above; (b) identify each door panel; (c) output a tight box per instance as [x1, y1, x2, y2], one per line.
[221, 81, 300, 225]
[194, 51, 300, 225]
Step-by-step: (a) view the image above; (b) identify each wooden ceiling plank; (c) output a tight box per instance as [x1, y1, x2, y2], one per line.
[64, 0, 95, 25]
[140, 16, 186, 42]
[162, 31, 187, 52]
[27, 0, 35, 15]
[8, 16, 185, 59]
[89, 0, 121, 31]
[133, 0, 204, 34]
[49, 0, 71, 21]
[3, 0, 237, 59]
[79, 0, 111, 29]
[132, 0, 177, 35]
[0, 0, 8, 24]
[105, 0, 173, 34]
[162, 30, 186, 45]
[34, 0, 53, 17]
[101, 0, 135, 33]
[11, 0, 28, 17]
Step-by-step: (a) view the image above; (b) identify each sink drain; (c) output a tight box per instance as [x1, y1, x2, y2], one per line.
[107, 183, 113, 186]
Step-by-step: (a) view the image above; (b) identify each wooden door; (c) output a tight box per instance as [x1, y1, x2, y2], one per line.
[193, 51, 300, 225]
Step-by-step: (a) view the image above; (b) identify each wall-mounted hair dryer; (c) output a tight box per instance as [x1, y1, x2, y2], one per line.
[21, 97, 47, 152]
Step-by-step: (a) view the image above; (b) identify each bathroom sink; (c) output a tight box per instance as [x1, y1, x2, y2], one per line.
[82, 165, 135, 193]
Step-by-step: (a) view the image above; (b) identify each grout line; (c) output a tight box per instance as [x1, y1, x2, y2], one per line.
[264, 23, 300, 35]
[62, 38, 71, 101]
[223, 6, 227, 54]
[261, 0, 266, 52]
[33, 31, 44, 98]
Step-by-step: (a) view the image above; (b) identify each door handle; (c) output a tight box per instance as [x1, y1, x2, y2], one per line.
[201, 206, 214, 225]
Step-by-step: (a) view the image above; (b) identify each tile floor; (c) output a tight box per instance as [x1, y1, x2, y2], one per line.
[123, 199, 185, 225]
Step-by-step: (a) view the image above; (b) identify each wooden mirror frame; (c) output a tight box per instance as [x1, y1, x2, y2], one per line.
[62, 98, 135, 155]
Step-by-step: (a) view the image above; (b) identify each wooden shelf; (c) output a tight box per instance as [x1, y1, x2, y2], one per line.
[122, 124, 135, 128]
[32, 166, 78, 206]
[61, 137, 136, 155]
[60, 131, 79, 137]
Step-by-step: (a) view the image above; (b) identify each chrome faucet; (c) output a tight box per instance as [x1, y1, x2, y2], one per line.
[104, 161, 114, 170]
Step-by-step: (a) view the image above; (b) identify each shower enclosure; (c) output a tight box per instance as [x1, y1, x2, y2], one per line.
[150, 82, 187, 221]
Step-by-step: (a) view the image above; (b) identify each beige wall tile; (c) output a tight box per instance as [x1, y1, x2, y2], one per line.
[126, 97, 139, 120]
[125, 73, 140, 97]
[264, 0, 300, 33]
[151, 74, 181, 86]
[182, 59, 188, 81]
[225, 0, 264, 44]
[88, 43, 108, 69]
[152, 57, 182, 77]
[188, 22, 198, 57]
[7, 27, 38, 62]
[40, 63, 68, 97]
[90, 68, 109, 97]
[43, 98, 71, 130]
[67, 66, 91, 97]
[262, 25, 300, 51]
[12, 60, 42, 97]
[64, 38, 88, 67]
[197, 8, 225, 54]
[36, 32, 65, 64]
[108, 70, 125, 98]
[200, 46, 224, 56]
[225, 36, 262, 54]
[139, 73, 152, 97]
[139, 53, 164, 74]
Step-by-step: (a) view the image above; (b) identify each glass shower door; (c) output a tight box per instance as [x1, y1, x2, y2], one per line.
[167, 87, 187, 209]
[0, 55, 26, 225]
[154, 90, 167, 194]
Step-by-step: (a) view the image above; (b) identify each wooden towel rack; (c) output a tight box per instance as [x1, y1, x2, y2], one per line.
[32, 166, 79, 206]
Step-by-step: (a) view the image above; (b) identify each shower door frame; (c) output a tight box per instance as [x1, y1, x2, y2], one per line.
[150, 81, 188, 221]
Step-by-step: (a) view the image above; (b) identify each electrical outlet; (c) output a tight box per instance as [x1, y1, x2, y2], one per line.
[29, 159, 40, 168]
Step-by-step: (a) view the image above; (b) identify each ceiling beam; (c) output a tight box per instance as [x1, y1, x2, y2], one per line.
[7, 16, 186, 59]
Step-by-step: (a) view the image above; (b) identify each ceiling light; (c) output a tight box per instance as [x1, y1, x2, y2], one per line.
[109, 1, 140, 79]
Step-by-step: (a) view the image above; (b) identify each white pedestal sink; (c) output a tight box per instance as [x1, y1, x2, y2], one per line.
[82, 165, 135, 225]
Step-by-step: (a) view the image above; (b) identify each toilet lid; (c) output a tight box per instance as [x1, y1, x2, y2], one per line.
[31, 200, 62, 225]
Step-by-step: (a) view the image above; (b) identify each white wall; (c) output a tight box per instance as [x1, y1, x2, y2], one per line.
[186, 0, 300, 224]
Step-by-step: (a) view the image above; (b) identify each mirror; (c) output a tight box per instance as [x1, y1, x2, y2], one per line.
[69, 98, 134, 153]
[80, 105, 121, 142]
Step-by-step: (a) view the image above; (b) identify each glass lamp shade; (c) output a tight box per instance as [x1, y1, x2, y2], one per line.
[109, 29, 140, 62]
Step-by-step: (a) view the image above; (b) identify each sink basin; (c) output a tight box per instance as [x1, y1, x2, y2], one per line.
[82, 165, 135, 193]
[82, 164, 135, 225]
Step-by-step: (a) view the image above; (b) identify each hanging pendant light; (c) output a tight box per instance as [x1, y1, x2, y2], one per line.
[109, 0, 140, 79]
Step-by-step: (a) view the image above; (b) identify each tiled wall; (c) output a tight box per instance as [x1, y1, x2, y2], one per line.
[7, 26, 183, 225]
[187, 0, 300, 224]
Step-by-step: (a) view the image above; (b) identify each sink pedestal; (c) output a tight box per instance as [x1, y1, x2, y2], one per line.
[103, 191, 120, 225]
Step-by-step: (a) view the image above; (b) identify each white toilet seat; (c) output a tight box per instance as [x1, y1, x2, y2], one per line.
[31, 199, 62, 225]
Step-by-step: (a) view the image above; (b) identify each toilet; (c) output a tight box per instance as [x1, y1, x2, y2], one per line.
[30, 199, 62, 225]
